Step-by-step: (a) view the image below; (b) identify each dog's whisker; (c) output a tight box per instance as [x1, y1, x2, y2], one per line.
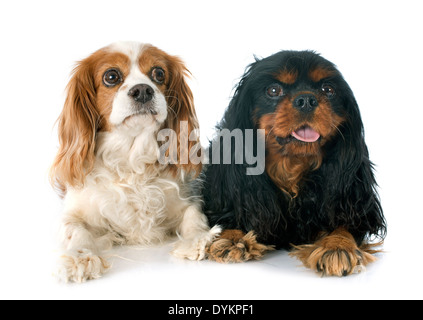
[331, 123, 345, 142]
[266, 126, 275, 141]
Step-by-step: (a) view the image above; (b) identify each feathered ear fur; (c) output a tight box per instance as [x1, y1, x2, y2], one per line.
[314, 85, 387, 243]
[164, 56, 201, 177]
[203, 60, 289, 244]
[49, 56, 99, 196]
[218, 60, 259, 131]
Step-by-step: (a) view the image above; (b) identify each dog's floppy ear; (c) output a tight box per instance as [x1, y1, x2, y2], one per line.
[319, 86, 387, 242]
[218, 60, 260, 131]
[50, 56, 99, 196]
[203, 61, 289, 244]
[164, 55, 201, 177]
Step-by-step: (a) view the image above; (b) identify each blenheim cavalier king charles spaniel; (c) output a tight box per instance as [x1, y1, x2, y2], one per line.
[50, 42, 219, 283]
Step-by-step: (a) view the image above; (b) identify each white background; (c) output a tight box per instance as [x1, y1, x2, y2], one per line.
[1, 0, 422, 300]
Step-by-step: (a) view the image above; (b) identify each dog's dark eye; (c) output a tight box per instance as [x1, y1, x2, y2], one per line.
[151, 67, 165, 84]
[267, 84, 284, 97]
[321, 84, 335, 98]
[103, 69, 123, 87]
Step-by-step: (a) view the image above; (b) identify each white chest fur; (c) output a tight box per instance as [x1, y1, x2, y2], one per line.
[63, 119, 185, 246]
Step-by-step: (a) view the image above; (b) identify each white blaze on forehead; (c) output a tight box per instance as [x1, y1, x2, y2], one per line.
[106, 41, 168, 126]
[107, 41, 147, 64]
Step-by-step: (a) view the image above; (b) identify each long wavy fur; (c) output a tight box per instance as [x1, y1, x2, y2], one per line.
[202, 51, 386, 249]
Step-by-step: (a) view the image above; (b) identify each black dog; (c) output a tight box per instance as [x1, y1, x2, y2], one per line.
[202, 51, 386, 276]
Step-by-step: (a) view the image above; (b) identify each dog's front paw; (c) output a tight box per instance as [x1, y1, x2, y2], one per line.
[291, 244, 372, 276]
[206, 230, 274, 263]
[290, 228, 378, 277]
[172, 226, 221, 261]
[56, 249, 109, 283]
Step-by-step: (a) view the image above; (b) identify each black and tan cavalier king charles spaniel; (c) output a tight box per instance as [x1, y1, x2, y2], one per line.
[202, 51, 387, 276]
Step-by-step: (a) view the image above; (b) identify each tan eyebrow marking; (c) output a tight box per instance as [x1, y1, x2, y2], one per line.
[276, 69, 298, 85]
[309, 67, 335, 82]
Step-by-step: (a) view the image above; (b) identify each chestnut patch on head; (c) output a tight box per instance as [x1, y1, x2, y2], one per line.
[95, 52, 131, 132]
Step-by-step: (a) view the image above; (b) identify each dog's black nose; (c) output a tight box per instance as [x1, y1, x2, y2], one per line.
[293, 94, 318, 113]
[128, 84, 154, 103]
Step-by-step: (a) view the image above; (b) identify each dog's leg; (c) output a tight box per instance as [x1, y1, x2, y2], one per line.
[171, 205, 221, 261]
[56, 212, 110, 283]
[206, 229, 274, 263]
[290, 227, 380, 276]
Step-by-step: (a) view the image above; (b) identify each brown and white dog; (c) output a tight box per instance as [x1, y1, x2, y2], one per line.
[50, 42, 219, 283]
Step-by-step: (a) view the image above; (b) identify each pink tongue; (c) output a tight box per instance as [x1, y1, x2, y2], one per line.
[291, 126, 320, 142]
